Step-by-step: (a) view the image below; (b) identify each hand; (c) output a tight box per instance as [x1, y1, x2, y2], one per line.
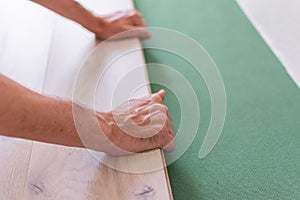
[92, 9, 151, 40]
[98, 90, 175, 156]
[0, 75, 174, 155]
[31, 1, 150, 40]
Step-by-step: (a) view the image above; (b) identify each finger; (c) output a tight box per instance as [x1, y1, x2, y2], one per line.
[123, 26, 151, 39]
[157, 90, 166, 101]
[151, 90, 165, 104]
[126, 13, 146, 26]
[125, 9, 142, 18]
[111, 26, 150, 40]
[163, 138, 176, 152]
[132, 16, 147, 27]
[166, 118, 175, 136]
[165, 109, 174, 134]
[166, 108, 173, 122]
[103, 10, 122, 17]
[102, 10, 125, 21]
[162, 127, 176, 152]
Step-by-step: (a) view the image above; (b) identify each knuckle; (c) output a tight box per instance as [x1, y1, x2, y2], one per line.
[133, 10, 141, 16]
[160, 104, 169, 112]
[152, 103, 167, 112]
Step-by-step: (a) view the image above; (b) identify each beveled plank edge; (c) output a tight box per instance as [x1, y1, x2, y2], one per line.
[160, 149, 174, 200]
[21, 141, 34, 198]
[135, 37, 174, 199]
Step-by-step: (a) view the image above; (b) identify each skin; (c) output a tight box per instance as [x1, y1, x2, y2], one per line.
[31, 0, 151, 40]
[98, 90, 175, 155]
[0, 75, 175, 155]
[0, 0, 175, 155]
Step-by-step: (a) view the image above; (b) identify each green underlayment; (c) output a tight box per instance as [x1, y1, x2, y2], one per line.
[135, 0, 300, 199]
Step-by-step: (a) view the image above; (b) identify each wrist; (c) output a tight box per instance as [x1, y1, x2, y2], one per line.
[95, 111, 113, 140]
[54, 99, 83, 147]
[87, 17, 107, 37]
[23, 91, 114, 152]
[70, 103, 114, 151]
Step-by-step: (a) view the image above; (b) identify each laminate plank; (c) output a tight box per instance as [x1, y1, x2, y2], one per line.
[0, 0, 173, 199]
[0, 1, 56, 200]
[24, 143, 171, 200]
[0, 137, 32, 200]
[0, 0, 56, 92]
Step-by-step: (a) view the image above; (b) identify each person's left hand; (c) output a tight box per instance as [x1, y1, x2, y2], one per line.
[91, 9, 151, 40]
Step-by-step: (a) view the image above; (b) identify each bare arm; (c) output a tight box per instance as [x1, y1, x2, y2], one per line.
[0, 1, 173, 154]
[0, 74, 87, 148]
[31, 0, 151, 39]
[0, 74, 175, 155]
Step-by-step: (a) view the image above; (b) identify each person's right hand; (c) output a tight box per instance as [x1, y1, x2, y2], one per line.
[98, 90, 175, 156]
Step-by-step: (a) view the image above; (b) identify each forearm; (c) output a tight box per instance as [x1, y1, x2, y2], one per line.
[31, 0, 100, 33]
[0, 74, 109, 149]
[0, 74, 175, 155]
[31, 0, 150, 40]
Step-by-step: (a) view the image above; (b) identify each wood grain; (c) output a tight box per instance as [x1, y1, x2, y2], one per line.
[0, 137, 32, 199]
[0, 0, 173, 199]
[23, 143, 171, 200]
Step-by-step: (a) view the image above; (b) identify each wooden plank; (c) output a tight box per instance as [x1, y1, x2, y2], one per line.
[24, 143, 171, 200]
[0, 0, 173, 199]
[0, 1, 55, 199]
[0, 137, 32, 199]
[0, 0, 56, 92]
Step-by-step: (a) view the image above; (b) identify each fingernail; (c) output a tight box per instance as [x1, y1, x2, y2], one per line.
[159, 89, 165, 94]
[158, 90, 166, 100]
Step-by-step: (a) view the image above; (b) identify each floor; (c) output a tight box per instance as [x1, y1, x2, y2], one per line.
[0, 0, 172, 199]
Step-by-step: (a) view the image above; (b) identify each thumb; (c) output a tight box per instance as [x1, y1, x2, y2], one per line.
[157, 90, 166, 101]
[151, 90, 166, 103]
[123, 26, 151, 39]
